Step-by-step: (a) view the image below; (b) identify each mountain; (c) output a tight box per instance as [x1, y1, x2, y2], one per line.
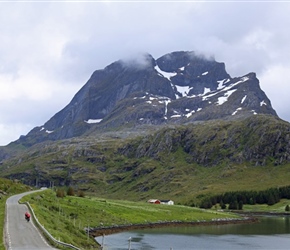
[0, 50, 290, 203]
[13, 51, 277, 147]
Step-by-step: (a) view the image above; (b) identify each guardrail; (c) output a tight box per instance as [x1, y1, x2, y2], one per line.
[25, 201, 81, 250]
[4, 202, 9, 250]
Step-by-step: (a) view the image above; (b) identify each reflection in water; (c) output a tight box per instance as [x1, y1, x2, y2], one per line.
[95, 216, 290, 250]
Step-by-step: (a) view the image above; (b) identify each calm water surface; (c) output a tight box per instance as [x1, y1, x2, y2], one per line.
[95, 216, 290, 250]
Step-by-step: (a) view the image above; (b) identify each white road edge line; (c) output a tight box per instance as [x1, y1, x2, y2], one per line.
[30, 218, 51, 247]
[6, 210, 12, 250]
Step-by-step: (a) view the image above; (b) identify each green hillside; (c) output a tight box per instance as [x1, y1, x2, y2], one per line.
[1, 115, 290, 206]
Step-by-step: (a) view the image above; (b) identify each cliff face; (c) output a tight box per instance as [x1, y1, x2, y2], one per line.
[14, 51, 276, 147]
[120, 115, 290, 167]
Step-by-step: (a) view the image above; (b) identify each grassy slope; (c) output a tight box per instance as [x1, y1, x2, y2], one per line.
[178, 163, 290, 205]
[0, 196, 8, 250]
[242, 199, 290, 212]
[91, 159, 290, 206]
[20, 189, 240, 249]
[4, 146, 290, 206]
[0, 116, 290, 205]
[0, 178, 31, 250]
[2, 115, 290, 207]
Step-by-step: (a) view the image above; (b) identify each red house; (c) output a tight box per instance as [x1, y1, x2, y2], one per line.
[147, 199, 161, 204]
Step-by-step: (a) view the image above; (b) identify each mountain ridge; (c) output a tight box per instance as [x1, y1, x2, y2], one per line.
[12, 51, 277, 148]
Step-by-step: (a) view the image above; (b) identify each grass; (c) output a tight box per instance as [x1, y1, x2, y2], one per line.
[242, 199, 290, 213]
[173, 163, 290, 205]
[3, 182, 290, 250]
[20, 189, 240, 249]
[0, 196, 7, 250]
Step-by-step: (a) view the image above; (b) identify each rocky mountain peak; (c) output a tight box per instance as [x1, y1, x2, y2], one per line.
[15, 51, 277, 147]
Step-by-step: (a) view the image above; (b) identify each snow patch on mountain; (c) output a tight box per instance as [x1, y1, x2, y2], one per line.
[40, 127, 54, 133]
[217, 79, 230, 90]
[175, 85, 192, 97]
[154, 65, 177, 80]
[85, 119, 102, 124]
[260, 100, 267, 106]
[185, 110, 195, 118]
[202, 77, 249, 105]
[217, 89, 237, 105]
[203, 88, 211, 95]
[241, 95, 247, 104]
[232, 107, 242, 116]
[171, 114, 182, 118]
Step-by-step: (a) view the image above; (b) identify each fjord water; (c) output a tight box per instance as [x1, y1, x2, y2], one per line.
[95, 216, 290, 250]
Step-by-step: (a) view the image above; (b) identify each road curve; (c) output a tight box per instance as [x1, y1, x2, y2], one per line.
[5, 190, 58, 250]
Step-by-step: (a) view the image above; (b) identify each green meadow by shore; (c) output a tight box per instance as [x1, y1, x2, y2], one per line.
[20, 189, 240, 249]
[2, 181, 290, 250]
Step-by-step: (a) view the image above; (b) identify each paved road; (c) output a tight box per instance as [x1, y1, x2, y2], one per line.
[5, 190, 57, 250]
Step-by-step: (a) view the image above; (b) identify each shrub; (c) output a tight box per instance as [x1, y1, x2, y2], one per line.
[67, 186, 75, 196]
[220, 200, 226, 209]
[228, 200, 238, 210]
[199, 199, 212, 209]
[238, 200, 243, 210]
[56, 189, 65, 198]
[77, 190, 85, 198]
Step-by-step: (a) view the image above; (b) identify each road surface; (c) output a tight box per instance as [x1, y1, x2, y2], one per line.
[5, 190, 58, 250]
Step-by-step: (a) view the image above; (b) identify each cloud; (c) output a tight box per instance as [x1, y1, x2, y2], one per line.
[259, 64, 290, 122]
[0, 1, 290, 145]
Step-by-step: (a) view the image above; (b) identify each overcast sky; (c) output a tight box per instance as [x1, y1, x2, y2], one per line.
[0, 1, 289, 146]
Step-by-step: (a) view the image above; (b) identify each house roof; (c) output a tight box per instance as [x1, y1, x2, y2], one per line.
[147, 199, 160, 203]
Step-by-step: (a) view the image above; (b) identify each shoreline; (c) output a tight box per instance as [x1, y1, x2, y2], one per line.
[89, 217, 258, 237]
[231, 211, 290, 218]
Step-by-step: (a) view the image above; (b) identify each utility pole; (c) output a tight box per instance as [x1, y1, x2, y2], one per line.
[101, 234, 105, 249]
[87, 221, 90, 241]
[58, 200, 60, 216]
[128, 237, 131, 250]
